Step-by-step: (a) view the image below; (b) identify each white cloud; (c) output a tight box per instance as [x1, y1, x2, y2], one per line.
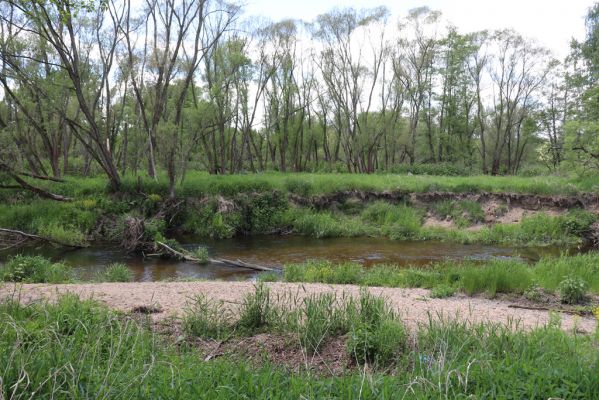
[243, 0, 594, 58]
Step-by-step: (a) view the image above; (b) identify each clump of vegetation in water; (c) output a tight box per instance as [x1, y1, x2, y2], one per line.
[0, 255, 73, 283]
[193, 246, 210, 263]
[97, 263, 133, 283]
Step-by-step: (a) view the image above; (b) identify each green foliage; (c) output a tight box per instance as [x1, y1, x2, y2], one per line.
[433, 200, 485, 227]
[560, 208, 597, 236]
[284, 260, 362, 284]
[0, 200, 98, 245]
[1, 293, 599, 398]
[361, 202, 424, 240]
[281, 253, 599, 298]
[193, 246, 210, 263]
[97, 263, 133, 283]
[237, 284, 272, 333]
[298, 293, 340, 354]
[458, 260, 533, 297]
[0, 255, 73, 283]
[430, 284, 456, 298]
[524, 282, 543, 302]
[182, 294, 232, 339]
[558, 276, 588, 304]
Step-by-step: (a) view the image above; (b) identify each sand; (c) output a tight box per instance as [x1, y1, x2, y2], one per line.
[1, 281, 596, 333]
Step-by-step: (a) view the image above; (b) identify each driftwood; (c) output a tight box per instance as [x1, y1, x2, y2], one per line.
[507, 304, 589, 316]
[155, 241, 275, 272]
[0, 228, 85, 250]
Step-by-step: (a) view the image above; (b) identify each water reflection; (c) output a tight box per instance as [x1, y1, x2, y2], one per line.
[0, 235, 580, 282]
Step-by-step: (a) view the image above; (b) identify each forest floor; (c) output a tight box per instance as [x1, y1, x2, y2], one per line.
[2, 281, 596, 334]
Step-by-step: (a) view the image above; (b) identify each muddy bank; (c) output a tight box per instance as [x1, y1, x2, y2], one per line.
[2, 282, 596, 333]
[289, 189, 599, 211]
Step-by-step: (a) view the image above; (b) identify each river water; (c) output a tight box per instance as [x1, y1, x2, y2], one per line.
[0, 235, 578, 282]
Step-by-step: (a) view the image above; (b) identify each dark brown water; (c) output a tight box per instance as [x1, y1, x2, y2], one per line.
[0, 235, 575, 282]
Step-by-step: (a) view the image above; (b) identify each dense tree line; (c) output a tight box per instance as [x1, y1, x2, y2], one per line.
[0, 0, 597, 196]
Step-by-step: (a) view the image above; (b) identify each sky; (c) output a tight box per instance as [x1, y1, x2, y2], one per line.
[244, 0, 595, 58]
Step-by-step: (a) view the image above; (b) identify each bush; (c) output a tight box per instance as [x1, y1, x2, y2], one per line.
[524, 282, 543, 302]
[558, 276, 587, 304]
[0, 255, 73, 283]
[430, 284, 456, 299]
[193, 246, 210, 264]
[97, 263, 133, 282]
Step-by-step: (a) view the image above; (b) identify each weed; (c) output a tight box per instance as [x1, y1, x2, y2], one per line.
[0, 255, 73, 283]
[97, 263, 133, 282]
[430, 284, 456, 298]
[558, 276, 588, 304]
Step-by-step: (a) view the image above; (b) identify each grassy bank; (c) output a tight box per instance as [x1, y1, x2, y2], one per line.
[276, 252, 599, 302]
[2, 193, 595, 249]
[12, 172, 599, 198]
[1, 290, 598, 399]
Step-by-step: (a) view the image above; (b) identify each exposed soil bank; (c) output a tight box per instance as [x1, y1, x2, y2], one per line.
[289, 190, 599, 211]
[2, 282, 596, 333]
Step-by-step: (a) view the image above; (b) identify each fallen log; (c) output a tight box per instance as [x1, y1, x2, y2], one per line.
[155, 241, 275, 272]
[0, 228, 85, 249]
[507, 304, 591, 316]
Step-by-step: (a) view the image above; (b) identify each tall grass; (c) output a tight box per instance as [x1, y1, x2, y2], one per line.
[282, 252, 599, 298]
[0, 255, 73, 283]
[1, 293, 598, 398]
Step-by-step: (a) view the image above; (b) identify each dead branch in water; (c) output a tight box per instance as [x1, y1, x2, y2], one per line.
[155, 241, 275, 272]
[0, 228, 85, 250]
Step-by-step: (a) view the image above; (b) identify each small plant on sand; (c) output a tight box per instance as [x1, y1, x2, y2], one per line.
[559, 276, 588, 304]
[430, 284, 456, 299]
[98, 263, 133, 282]
[524, 282, 543, 302]
[298, 293, 340, 354]
[183, 294, 232, 339]
[347, 291, 406, 366]
[237, 284, 272, 333]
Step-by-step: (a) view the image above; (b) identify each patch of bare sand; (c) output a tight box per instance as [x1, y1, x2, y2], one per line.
[1, 282, 596, 334]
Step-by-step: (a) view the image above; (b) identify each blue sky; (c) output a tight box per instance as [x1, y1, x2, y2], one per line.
[243, 0, 594, 57]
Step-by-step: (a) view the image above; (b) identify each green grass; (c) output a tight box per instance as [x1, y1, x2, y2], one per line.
[96, 263, 134, 282]
[0, 255, 74, 283]
[46, 172, 598, 196]
[433, 199, 485, 227]
[282, 252, 599, 298]
[2, 173, 596, 247]
[1, 293, 598, 398]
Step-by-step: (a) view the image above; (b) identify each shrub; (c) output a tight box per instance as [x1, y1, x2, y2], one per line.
[98, 263, 133, 282]
[560, 209, 597, 236]
[0, 255, 73, 283]
[430, 284, 456, 299]
[193, 246, 210, 263]
[524, 282, 543, 302]
[558, 276, 587, 304]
